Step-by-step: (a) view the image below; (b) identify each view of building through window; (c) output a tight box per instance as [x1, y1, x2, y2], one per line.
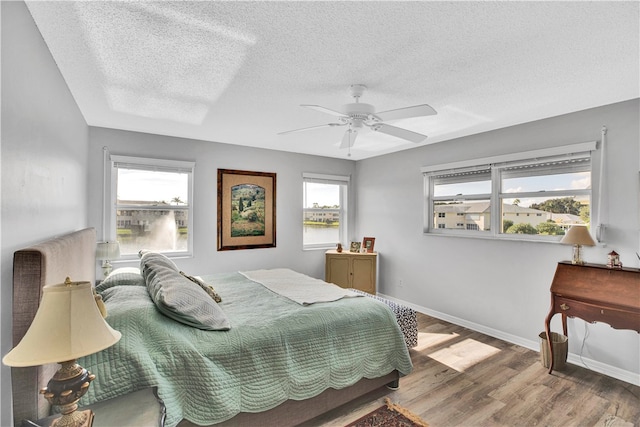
[303, 180, 345, 248]
[115, 167, 190, 254]
[428, 151, 592, 238]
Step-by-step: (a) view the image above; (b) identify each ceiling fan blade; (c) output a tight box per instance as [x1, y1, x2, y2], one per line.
[340, 129, 358, 149]
[371, 123, 428, 143]
[376, 104, 437, 122]
[301, 104, 347, 117]
[278, 122, 345, 135]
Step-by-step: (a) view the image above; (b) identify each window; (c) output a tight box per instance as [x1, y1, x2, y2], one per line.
[303, 173, 349, 249]
[109, 155, 194, 257]
[430, 166, 492, 234]
[498, 154, 591, 236]
[422, 141, 596, 241]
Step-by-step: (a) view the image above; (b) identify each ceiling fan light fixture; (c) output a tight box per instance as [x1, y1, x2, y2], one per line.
[278, 84, 436, 149]
[342, 102, 375, 116]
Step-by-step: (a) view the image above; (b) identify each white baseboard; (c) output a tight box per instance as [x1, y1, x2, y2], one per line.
[378, 293, 640, 387]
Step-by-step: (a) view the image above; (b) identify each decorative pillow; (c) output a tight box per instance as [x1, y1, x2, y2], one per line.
[96, 267, 145, 293]
[142, 257, 230, 331]
[139, 250, 179, 272]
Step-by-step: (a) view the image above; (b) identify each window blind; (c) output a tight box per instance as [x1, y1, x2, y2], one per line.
[111, 155, 194, 173]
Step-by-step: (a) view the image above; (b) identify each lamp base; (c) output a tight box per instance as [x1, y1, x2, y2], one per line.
[50, 409, 94, 427]
[101, 260, 113, 278]
[571, 244, 585, 265]
[40, 360, 96, 427]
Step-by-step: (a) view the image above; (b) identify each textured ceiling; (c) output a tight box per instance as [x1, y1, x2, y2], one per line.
[26, 1, 639, 160]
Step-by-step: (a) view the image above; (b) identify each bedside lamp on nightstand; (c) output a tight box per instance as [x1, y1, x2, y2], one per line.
[3, 278, 121, 427]
[560, 225, 596, 265]
[96, 241, 120, 278]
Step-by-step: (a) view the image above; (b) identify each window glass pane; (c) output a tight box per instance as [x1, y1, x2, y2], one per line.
[500, 196, 590, 235]
[432, 168, 491, 197]
[434, 180, 491, 197]
[118, 168, 189, 203]
[303, 181, 341, 246]
[433, 200, 491, 231]
[116, 167, 190, 255]
[117, 208, 189, 254]
[502, 171, 590, 193]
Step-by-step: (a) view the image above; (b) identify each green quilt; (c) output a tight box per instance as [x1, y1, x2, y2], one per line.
[80, 271, 413, 427]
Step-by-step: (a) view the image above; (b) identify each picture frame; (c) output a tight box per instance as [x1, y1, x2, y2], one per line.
[362, 237, 376, 253]
[217, 169, 276, 251]
[350, 241, 361, 253]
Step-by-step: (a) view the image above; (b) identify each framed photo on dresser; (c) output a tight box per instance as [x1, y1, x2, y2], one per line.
[362, 237, 375, 253]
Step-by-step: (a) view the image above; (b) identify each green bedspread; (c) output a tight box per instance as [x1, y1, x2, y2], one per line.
[80, 271, 413, 427]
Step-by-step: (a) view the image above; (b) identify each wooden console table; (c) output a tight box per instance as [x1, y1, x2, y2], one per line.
[544, 261, 640, 374]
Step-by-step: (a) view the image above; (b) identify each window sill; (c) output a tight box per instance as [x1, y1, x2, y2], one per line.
[303, 245, 337, 251]
[423, 230, 564, 244]
[115, 252, 194, 262]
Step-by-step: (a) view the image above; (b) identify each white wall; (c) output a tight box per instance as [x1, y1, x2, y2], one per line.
[87, 127, 356, 280]
[1, 2, 90, 425]
[355, 99, 640, 384]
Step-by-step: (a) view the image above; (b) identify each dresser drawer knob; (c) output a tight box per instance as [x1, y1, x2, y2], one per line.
[560, 303, 570, 311]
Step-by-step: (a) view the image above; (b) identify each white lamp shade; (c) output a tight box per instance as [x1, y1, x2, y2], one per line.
[96, 241, 120, 260]
[560, 225, 596, 246]
[2, 280, 121, 367]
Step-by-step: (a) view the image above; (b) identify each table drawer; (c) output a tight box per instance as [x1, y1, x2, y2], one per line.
[555, 296, 640, 332]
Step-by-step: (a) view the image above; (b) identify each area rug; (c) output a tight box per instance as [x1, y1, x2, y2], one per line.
[346, 398, 429, 427]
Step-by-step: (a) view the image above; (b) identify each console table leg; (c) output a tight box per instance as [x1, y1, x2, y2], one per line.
[544, 312, 555, 374]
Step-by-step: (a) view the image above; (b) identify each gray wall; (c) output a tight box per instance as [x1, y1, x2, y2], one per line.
[1, 2, 90, 425]
[1, 1, 638, 424]
[355, 99, 640, 382]
[87, 127, 356, 280]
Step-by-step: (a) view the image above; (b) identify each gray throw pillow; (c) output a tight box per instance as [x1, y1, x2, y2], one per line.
[139, 250, 179, 271]
[96, 267, 145, 293]
[141, 252, 230, 331]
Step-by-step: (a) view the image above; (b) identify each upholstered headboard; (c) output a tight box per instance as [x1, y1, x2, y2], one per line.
[11, 228, 96, 424]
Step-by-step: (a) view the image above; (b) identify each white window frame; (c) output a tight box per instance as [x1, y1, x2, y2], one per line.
[108, 154, 195, 259]
[422, 141, 597, 241]
[302, 172, 349, 250]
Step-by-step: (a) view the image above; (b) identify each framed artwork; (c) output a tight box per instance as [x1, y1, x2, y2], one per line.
[362, 237, 376, 253]
[350, 241, 361, 253]
[217, 169, 276, 251]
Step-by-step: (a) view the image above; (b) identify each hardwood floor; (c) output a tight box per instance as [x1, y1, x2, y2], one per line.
[303, 312, 640, 427]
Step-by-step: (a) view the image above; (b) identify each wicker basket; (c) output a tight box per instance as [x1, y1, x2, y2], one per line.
[539, 332, 568, 370]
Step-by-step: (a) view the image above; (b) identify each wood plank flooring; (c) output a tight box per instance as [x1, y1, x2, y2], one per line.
[302, 312, 640, 427]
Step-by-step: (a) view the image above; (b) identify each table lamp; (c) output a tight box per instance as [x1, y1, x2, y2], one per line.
[560, 225, 596, 265]
[96, 241, 120, 277]
[3, 278, 121, 427]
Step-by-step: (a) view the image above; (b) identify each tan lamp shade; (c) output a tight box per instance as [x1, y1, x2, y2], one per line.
[560, 225, 596, 247]
[3, 279, 121, 367]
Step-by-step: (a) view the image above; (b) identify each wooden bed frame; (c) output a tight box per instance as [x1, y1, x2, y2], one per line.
[11, 228, 399, 426]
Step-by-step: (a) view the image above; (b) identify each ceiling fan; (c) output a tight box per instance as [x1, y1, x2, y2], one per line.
[278, 84, 437, 151]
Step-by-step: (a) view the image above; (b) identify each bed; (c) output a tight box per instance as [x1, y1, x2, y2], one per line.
[11, 228, 413, 427]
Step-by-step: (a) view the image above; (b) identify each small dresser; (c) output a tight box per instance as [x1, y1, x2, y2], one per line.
[325, 250, 377, 295]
